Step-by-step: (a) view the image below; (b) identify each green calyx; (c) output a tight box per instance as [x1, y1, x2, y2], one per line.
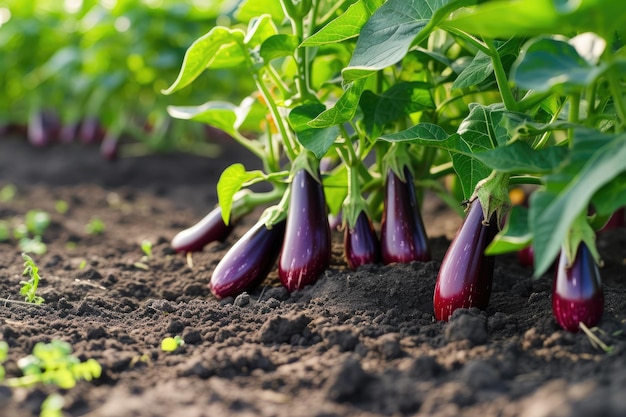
[289, 149, 321, 183]
[382, 142, 413, 183]
[473, 170, 511, 227]
[562, 210, 602, 267]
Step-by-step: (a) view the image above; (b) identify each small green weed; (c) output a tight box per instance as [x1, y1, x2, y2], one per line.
[140, 240, 153, 258]
[161, 336, 184, 352]
[20, 253, 45, 304]
[85, 217, 105, 235]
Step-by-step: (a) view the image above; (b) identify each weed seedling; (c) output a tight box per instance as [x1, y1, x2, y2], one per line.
[161, 335, 184, 352]
[85, 217, 105, 235]
[20, 253, 45, 304]
[0, 183, 16, 202]
[140, 240, 153, 258]
[54, 200, 69, 215]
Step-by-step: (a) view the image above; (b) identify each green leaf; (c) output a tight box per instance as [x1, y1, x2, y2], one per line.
[301, 0, 385, 46]
[260, 34, 300, 63]
[217, 164, 266, 225]
[244, 14, 278, 47]
[443, 0, 626, 40]
[591, 173, 626, 216]
[343, 0, 476, 81]
[485, 205, 531, 255]
[473, 142, 568, 174]
[452, 50, 493, 90]
[235, 0, 285, 23]
[512, 37, 606, 93]
[322, 165, 349, 215]
[308, 78, 367, 128]
[360, 81, 435, 135]
[289, 104, 341, 158]
[530, 131, 626, 276]
[162, 27, 245, 95]
[167, 97, 254, 137]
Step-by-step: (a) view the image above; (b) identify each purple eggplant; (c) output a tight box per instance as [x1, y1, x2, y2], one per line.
[210, 219, 286, 299]
[518, 245, 534, 267]
[27, 110, 60, 146]
[552, 243, 603, 332]
[171, 206, 233, 253]
[279, 168, 331, 292]
[380, 167, 431, 264]
[598, 207, 625, 234]
[79, 117, 105, 144]
[100, 133, 120, 161]
[59, 121, 81, 144]
[433, 200, 499, 321]
[344, 210, 380, 269]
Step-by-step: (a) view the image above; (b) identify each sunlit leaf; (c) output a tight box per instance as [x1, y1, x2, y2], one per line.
[308, 79, 367, 127]
[289, 104, 340, 158]
[260, 35, 300, 63]
[217, 164, 266, 225]
[486, 205, 531, 255]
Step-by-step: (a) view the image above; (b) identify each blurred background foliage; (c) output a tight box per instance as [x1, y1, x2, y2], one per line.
[0, 0, 255, 154]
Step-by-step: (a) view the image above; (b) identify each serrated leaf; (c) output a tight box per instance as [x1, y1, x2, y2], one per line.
[167, 97, 254, 137]
[217, 164, 266, 225]
[162, 27, 245, 95]
[308, 79, 366, 128]
[343, 0, 476, 81]
[289, 104, 340, 158]
[530, 132, 626, 276]
[360, 82, 435, 135]
[301, 0, 384, 46]
[473, 142, 568, 174]
[260, 34, 299, 63]
[512, 37, 606, 93]
[486, 205, 531, 255]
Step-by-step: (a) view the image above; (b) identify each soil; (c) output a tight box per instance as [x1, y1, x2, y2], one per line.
[1, 137, 626, 417]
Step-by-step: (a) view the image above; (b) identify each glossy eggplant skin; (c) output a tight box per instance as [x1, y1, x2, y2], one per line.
[380, 168, 431, 264]
[344, 210, 381, 270]
[433, 200, 499, 321]
[552, 243, 603, 332]
[279, 169, 331, 292]
[210, 220, 286, 299]
[170, 206, 233, 253]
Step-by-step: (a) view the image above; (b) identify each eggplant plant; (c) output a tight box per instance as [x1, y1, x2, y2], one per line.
[160, 0, 626, 328]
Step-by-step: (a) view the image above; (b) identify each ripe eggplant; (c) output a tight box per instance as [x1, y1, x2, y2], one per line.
[100, 133, 120, 161]
[170, 206, 233, 253]
[380, 167, 431, 264]
[210, 219, 286, 299]
[552, 243, 603, 332]
[433, 200, 499, 321]
[344, 210, 381, 269]
[79, 117, 104, 144]
[28, 110, 60, 146]
[518, 245, 534, 267]
[279, 168, 331, 291]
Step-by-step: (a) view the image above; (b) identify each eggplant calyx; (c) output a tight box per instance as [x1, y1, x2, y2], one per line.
[562, 210, 603, 268]
[382, 143, 413, 183]
[289, 150, 322, 184]
[473, 170, 511, 228]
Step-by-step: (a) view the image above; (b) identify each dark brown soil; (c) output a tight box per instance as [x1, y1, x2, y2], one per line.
[1, 137, 626, 417]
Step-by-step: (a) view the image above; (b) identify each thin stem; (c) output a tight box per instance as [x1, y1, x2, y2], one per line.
[533, 97, 566, 150]
[607, 67, 626, 132]
[447, 28, 490, 55]
[568, 92, 581, 147]
[484, 38, 518, 111]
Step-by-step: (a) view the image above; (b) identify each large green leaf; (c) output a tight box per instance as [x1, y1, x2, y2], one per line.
[591, 173, 626, 217]
[235, 0, 285, 23]
[289, 104, 341, 158]
[473, 142, 568, 174]
[452, 51, 493, 90]
[162, 27, 245, 95]
[343, 0, 476, 81]
[530, 131, 626, 276]
[217, 164, 266, 225]
[244, 14, 278, 48]
[308, 79, 366, 128]
[512, 37, 606, 93]
[301, 0, 385, 46]
[443, 0, 626, 40]
[359, 81, 435, 135]
[260, 35, 300, 63]
[166, 97, 254, 137]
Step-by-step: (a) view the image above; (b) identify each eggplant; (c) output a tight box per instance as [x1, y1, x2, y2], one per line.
[344, 210, 380, 269]
[28, 110, 60, 146]
[170, 206, 233, 253]
[59, 121, 81, 144]
[79, 117, 104, 144]
[433, 200, 499, 321]
[210, 219, 286, 299]
[518, 245, 534, 267]
[100, 133, 119, 161]
[598, 207, 625, 234]
[380, 167, 431, 264]
[279, 168, 331, 291]
[552, 243, 603, 332]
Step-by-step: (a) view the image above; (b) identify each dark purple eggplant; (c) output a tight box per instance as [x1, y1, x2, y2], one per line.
[552, 243, 603, 332]
[170, 206, 233, 253]
[210, 219, 286, 299]
[279, 168, 331, 292]
[344, 210, 380, 269]
[380, 167, 431, 264]
[100, 133, 120, 161]
[433, 200, 499, 321]
[518, 245, 534, 267]
[79, 117, 105, 144]
[28, 110, 60, 146]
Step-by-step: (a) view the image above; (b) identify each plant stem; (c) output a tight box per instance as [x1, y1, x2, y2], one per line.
[607, 67, 626, 132]
[484, 38, 518, 112]
[568, 92, 580, 146]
